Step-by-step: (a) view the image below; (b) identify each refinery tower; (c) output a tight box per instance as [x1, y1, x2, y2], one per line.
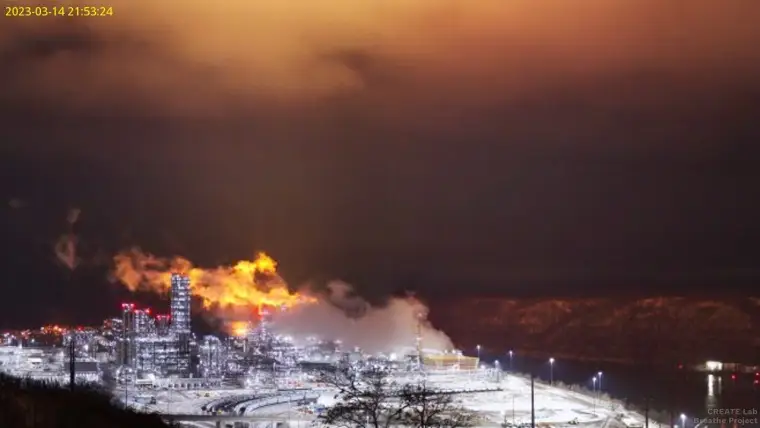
[171, 273, 192, 375]
[170, 274, 191, 334]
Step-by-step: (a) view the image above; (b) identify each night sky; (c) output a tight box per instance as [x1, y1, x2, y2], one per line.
[1, 0, 759, 329]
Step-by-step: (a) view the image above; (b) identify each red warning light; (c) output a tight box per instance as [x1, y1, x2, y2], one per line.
[145, 308, 151, 315]
[754, 380, 759, 385]
[731, 374, 736, 380]
[677, 364, 683, 369]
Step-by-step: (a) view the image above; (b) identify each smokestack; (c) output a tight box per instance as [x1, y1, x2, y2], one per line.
[530, 371, 535, 428]
[415, 311, 423, 371]
[69, 334, 76, 391]
[645, 396, 649, 428]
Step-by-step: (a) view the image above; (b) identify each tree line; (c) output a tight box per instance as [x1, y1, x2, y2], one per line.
[316, 367, 478, 428]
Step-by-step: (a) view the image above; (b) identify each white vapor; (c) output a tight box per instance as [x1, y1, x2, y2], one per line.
[54, 208, 81, 270]
[271, 281, 453, 354]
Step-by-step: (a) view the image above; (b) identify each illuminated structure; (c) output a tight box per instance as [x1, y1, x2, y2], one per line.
[422, 353, 479, 370]
[415, 311, 423, 371]
[135, 336, 183, 375]
[134, 308, 156, 335]
[115, 299, 191, 376]
[170, 274, 191, 334]
[170, 273, 192, 376]
[247, 306, 274, 345]
[155, 315, 170, 336]
[119, 303, 136, 367]
[199, 336, 223, 377]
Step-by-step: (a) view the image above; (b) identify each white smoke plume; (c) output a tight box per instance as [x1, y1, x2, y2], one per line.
[66, 208, 81, 225]
[54, 207, 80, 270]
[271, 281, 453, 354]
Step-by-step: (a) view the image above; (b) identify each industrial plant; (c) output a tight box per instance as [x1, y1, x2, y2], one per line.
[0, 274, 652, 428]
[0, 273, 479, 387]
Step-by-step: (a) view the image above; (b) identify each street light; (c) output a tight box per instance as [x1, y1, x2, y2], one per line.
[508, 350, 514, 372]
[680, 413, 686, 428]
[549, 358, 555, 385]
[598, 371, 603, 392]
[592, 376, 597, 414]
[512, 394, 516, 424]
[476, 344, 481, 360]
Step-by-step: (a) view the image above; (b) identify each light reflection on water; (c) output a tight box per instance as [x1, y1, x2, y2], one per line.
[500, 354, 755, 424]
[705, 374, 717, 411]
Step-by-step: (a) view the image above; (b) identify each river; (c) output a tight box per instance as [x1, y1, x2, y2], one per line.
[475, 350, 759, 427]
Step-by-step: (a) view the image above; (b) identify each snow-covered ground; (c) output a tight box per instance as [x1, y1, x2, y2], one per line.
[116, 387, 261, 414]
[135, 370, 647, 428]
[395, 371, 613, 426]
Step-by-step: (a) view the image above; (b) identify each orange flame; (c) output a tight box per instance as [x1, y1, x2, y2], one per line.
[111, 248, 314, 311]
[230, 321, 250, 337]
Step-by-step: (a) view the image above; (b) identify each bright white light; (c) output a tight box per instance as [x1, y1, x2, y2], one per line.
[705, 361, 722, 371]
[549, 358, 554, 364]
[707, 374, 714, 396]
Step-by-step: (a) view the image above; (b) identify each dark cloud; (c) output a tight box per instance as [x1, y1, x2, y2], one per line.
[0, 0, 758, 121]
[1, 0, 759, 327]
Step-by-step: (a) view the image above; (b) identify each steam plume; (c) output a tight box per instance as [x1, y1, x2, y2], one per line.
[272, 281, 453, 354]
[8, 198, 25, 209]
[54, 208, 80, 270]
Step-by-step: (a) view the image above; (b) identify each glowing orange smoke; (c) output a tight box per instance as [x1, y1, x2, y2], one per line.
[111, 249, 314, 311]
[230, 321, 250, 337]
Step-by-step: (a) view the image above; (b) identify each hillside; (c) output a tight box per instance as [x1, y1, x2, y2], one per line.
[0, 373, 172, 428]
[431, 297, 760, 364]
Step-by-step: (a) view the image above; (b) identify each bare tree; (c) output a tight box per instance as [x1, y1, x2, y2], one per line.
[398, 382, 476, 428]
[317, 368, 476, 428]
[317, 367, 407, 428]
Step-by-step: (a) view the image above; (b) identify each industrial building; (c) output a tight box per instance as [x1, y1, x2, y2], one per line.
[422, 353, 479, 370]
[170, 274, 191, 334]
[170, 273, 192, 376]
[199, 335, 224, 378]
[0, 344, 102, 384]
[0, 273, 484, 395]
[119, 302, 136, 367]
[113, 273, 194, 377]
